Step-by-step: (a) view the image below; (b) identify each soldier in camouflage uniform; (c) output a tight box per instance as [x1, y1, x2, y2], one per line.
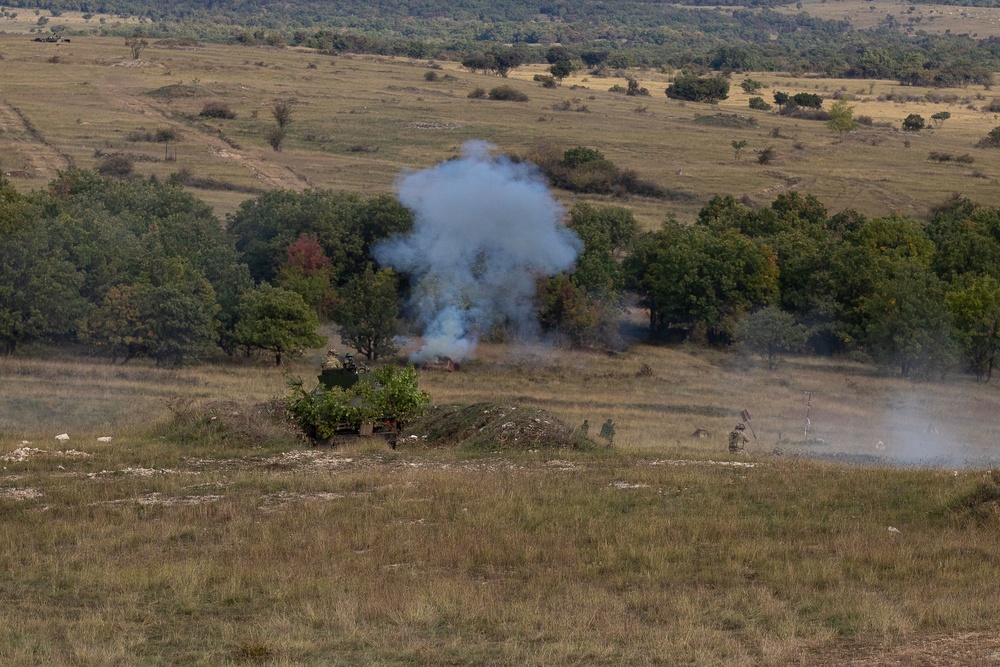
[729, 423, 749, 454]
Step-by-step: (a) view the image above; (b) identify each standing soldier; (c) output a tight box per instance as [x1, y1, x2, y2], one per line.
[599, 418, 616, 446]
[729, 423, 749, 454]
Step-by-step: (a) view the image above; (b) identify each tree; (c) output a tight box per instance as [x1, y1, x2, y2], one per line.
[791, 92, 823, 109]
[232, 284, 324, 365]
[0, 186, 86, 354]
[626, 222, 778, 342]
[945, 274, 1000, 382]
[773, 91, 789, 110]
[550, 60, 574, 80]
[976, 126, 1000, 148]
[826, 99, 857, 134]
[333, 266, 401, 362]
[740, 78, 763, 93]
[276, 233, 337, 316]
[736, 306, 808, 369]
[902, 113, 925, 131]
[79, 284, 151, 363]
[125, 33, 147, 59]
[271, 99, 293, 128]
[856, 260, 957, 377]
[665, 75, 729, 103]
[931, 111, 951, 128]
[137, 259, 220, 366]
[731, 139, 749, 160]
[748, 97, 771, 111]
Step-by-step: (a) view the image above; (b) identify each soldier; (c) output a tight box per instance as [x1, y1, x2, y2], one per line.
[321, 349, 342, 370]
[729, 423, 749, 454]
[599, 418, 615, 445]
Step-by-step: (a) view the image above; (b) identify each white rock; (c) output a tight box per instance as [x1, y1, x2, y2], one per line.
[55, 433, 70, 441]
[97, 436, 113, 443]
[887, 526, 901, 534]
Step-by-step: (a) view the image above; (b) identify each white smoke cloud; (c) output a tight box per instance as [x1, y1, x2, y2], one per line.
[374, 140, 582, 362]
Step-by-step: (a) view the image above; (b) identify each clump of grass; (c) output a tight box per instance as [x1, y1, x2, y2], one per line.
[155, 398, 300, 450]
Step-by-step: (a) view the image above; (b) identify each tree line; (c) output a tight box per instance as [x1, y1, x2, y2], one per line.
[4, 169, 1000, 381]
[13, 0, 1000, 90]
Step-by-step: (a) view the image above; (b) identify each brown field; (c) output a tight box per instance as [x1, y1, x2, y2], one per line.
[4, 14, 1000, 666]
[2, 30, 1000, 227]
[776, 0, 1000, 38]
[2, 345, 1000, 665]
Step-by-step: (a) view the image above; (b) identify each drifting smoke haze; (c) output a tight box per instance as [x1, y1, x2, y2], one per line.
[374, 141, 582, 362]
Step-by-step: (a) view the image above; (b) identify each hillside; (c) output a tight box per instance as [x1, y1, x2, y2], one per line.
[4, 34, 1000, 225]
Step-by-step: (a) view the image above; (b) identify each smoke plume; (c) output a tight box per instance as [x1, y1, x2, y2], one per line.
[374, 141, 582, 362]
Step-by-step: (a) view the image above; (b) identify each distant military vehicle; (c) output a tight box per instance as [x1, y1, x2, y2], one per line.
[422, 355, 458, 372]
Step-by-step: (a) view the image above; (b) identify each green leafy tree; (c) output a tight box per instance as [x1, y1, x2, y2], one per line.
[857, 261, 958, 377]
[740, 78, 763, 93]
[902, 113, 925, 131]
[276, 233, 338, 317]
[626, 222, 778, 342]
[931, 111, 951, 128]
[827, 99, 857, 133]
[736, 306, 808, 369]
[773, 91, 789, 109]
[731, 139, 749, 159]
[233, 284, 324, 365]
[550, 60, 574, 80]
[138, 259, 220, 366]
[665, 75, 729, 103]
[333, 266, 401, 362]
[945, 274, 1000, 382]
[0, 183, 87, 354]
[79, 284, 151, 363]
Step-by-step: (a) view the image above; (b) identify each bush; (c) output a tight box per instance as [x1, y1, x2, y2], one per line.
[488, 85, 529, 101]
[199, 101, 236, 119]
[976, 125, 1000, 148]
[748, 96, 772, 111]
[423, 70, 439, 82]
[467, 87, 486, 99]
[533, 74, 557, 88]
[902, 113, 926, 131]
[286, 365, 430, 440]
[97, 154, 134, 177]
[665, 75, 729, 103]
[985, 98, 1000, 113]
[757, 146, 776, 165]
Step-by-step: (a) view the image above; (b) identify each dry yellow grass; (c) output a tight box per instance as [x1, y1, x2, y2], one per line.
[2, 33, 1000, 226]
[777, 0, 1000, 38]
[2, 347, 1000, 664]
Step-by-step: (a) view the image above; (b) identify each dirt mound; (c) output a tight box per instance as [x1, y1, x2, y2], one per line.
[403, 402, 591, 451]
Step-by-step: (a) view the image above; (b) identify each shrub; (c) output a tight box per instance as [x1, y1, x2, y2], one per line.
[740, 78, 763, 93]
[902, 113, 925, 131]
[985, 98, 1000, 113]
[757, 146, 776, 165]
[533, 74, 557, 88]
[488, 85, 529, 101]
[976, 125, 1000, 148]
[468, 87, 486, 99]
[748, 96, 772, 111]
[199, 101, 236, 119]
[97, 154, 134, 177]
[665, 75, 729, 103]
[423, 70, 439, 82]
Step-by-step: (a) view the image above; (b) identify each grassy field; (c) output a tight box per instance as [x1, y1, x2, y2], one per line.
[778, 0, 1000, 38]
[2, 345, 1000, 665]
[3, 31, 1000, 227]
